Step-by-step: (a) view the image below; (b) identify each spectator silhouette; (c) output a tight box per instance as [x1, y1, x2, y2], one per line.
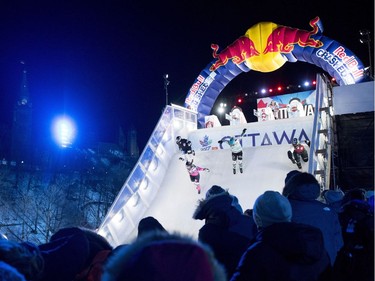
[333, 188, 374, 281]
[0, 239, 44, 280]
[193, 185, 257, 279]
[282, 172, 344, 266]
[137, 216, 168, 238]
[101, 231, 227, 281]
[230, 190, 332, 281]
[38, 227, 112, 281]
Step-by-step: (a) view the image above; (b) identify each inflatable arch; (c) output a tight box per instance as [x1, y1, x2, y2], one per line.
[184, 17, 367, 128]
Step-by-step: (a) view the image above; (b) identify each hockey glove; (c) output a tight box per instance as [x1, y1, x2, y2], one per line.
[218, 140, 223, 144]
[242, 128, 247, 134]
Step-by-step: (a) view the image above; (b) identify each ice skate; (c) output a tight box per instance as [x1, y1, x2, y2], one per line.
[196, 185, 201, 194]
[297, 162, 302, 169]
[233, 168, 236, 174]
[240, 168, 243, 173]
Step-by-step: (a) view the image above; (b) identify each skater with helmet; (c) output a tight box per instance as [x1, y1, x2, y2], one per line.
[218, 128, 247, 174]
[184, 160, 210, 194]
[176, 136, 195, 163]
[287, 138, 310, 169]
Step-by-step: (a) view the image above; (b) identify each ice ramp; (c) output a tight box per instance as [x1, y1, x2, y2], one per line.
[98, 109, 316, 246]
[123, 116, 315, 243]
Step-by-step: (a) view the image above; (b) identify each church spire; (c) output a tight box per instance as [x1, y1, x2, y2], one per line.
[19, 61, 30, 105]
[10, 60, 33, 166]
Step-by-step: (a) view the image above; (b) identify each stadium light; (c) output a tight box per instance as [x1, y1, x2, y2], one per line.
[359, 29, 373, 78]
[52, 115, 76, 148]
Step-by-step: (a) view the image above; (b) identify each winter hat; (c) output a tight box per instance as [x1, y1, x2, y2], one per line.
[283, 172, 320, 200]
[0, 262, 26, 281]
[205, 185, 226, 199]
[102, 232, 227, 281]
[253, 191, 292, 228]
[322, 189, 344, 204]
[138, 216, 167, 237]
[284, 170, 301, 185]
[38, 227, 90, 281]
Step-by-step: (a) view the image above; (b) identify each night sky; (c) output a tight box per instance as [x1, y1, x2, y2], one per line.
[0, 1, 373, 151]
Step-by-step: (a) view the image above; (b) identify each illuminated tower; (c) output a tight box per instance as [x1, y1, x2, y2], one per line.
[11, 61, 33, 166]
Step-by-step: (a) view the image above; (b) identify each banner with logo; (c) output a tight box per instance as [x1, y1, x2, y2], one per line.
[255, 90, 316, 121]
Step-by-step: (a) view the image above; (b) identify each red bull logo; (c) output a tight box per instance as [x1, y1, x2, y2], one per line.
[209, 17, 324, 73]
[263, 17, 323, 54]
[209, 36, 260, 71]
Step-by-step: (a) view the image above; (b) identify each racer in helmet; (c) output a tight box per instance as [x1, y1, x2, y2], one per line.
[176, 136, 195, 163]
[288, 138, 310, 169]
[176, 136, 195, 155]
[218, 128, 247, 174]
[184, 161, 210, 194]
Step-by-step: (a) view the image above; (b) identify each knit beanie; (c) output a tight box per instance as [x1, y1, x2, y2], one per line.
[283, 172, 320, 200]
[253, 191, 292, 228]
[102, 232, 227, 281]
[322, 189, 344, 204]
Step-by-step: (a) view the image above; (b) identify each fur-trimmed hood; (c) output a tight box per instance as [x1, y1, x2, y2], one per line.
[193, 192, 255, 240]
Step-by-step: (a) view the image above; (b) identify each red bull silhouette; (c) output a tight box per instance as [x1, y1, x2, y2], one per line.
[210, 36, 260, 71]
[263, 17, 323, 55]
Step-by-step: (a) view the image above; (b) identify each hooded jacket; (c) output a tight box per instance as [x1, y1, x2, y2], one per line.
[193, 191, 257, 278]
[283, 173, 344, 265]
[230, 222, 332, 281]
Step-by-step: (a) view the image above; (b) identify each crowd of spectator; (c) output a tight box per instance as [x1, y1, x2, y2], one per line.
[0, 170, 373, 281]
